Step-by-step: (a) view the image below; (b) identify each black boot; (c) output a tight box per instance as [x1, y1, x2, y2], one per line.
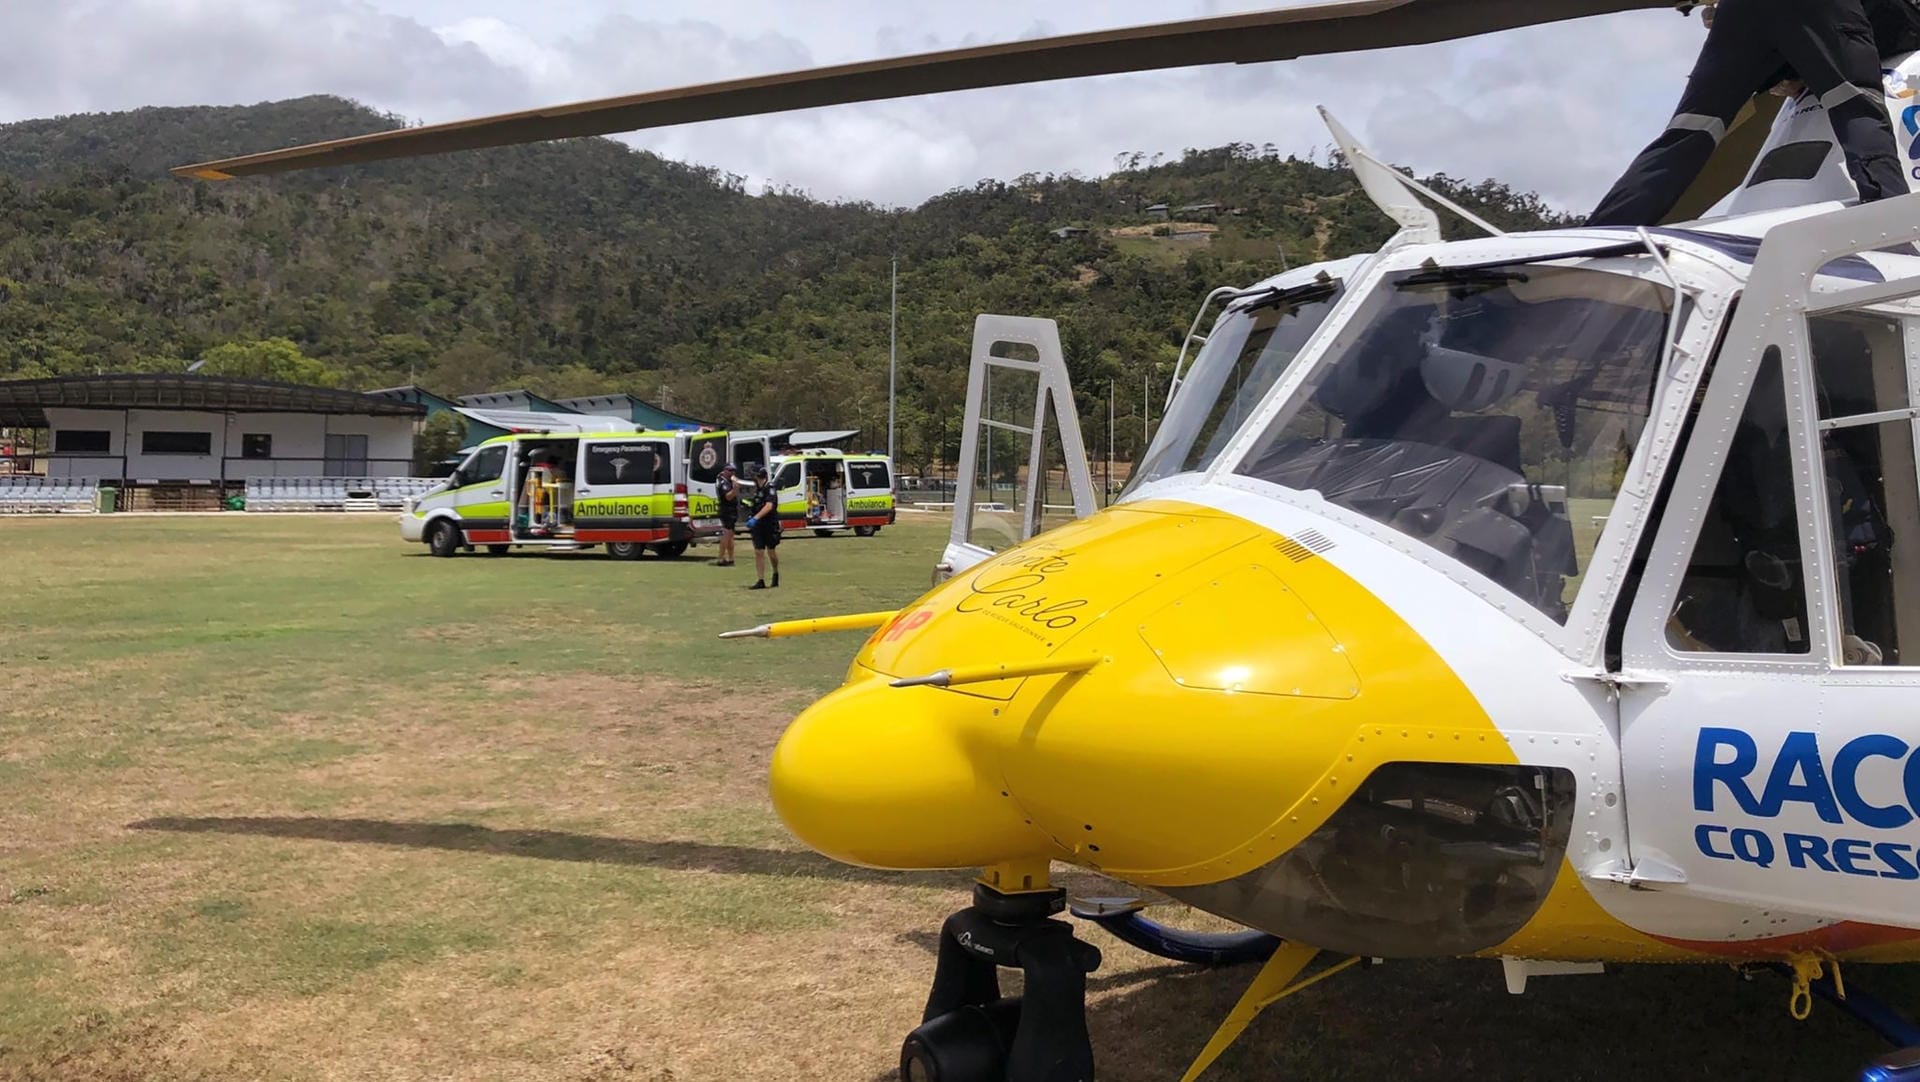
[749, 579, 766, 590]
[771, 571, 780, 588]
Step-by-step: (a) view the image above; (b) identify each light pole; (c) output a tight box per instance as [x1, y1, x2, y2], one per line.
[1143, 370, 1151, 448]
[888, 256, 897, 462]
[1106, 380, 1115, 504]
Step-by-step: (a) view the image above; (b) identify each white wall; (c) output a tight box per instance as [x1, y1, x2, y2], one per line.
[218, 413, 414, 479]
[43, 408, 417, 480]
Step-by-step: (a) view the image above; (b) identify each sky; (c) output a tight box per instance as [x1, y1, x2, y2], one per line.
[0, 1, 1709, 215]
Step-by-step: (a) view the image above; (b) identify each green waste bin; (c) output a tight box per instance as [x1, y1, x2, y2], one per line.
[97, 486, 117, 513]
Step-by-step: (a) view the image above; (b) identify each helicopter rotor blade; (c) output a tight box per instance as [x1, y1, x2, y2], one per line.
[1660, 93, 1784, 224]
[175, 0, 1679, 180]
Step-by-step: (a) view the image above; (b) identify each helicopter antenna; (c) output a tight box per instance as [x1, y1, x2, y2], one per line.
[1318, 107, 1504, 240]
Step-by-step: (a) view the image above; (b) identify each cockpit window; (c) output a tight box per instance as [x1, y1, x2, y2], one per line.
[1235, 265, 1670, 622]
[1128, 282, 1345, 491]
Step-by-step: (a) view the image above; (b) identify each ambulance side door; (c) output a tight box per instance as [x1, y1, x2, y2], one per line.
[773, 460, 806, 529]
[574, 438, 668, 542]
[686, 432, 727, 529]
[846, 459, 893, 526]
[449, 443, 510, 538]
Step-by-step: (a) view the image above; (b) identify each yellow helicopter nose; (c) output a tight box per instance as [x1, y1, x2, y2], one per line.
[770, 500, 1509, 885]
[769, 670, 1051, 869]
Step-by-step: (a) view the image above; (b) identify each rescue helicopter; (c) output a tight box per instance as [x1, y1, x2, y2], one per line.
[176, 1, 1920, 1079]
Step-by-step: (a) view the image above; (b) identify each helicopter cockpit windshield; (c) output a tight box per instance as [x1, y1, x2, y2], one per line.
[1236, 263, 1672, 622]
[1131, 278, 1347, 489]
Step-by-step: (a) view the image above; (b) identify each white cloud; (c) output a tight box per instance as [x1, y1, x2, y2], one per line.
[0, 1, 1709, 215]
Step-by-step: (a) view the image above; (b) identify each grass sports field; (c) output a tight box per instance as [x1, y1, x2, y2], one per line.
[2, 514, 1912, 1081]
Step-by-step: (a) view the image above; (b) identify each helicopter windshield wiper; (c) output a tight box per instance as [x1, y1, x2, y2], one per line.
[1397, 266, 1530, 291]
[1395, 240, 1661, 291]
[1232, 276, 1340, 312]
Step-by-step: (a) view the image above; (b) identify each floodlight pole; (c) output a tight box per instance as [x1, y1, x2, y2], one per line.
[888, 256, 898, 463]
[1143, 370, 1150, 447]
[1107, 380, 1115, 505]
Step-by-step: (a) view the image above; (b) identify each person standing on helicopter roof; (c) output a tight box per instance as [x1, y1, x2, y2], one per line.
[1587, 0, 1920, 227]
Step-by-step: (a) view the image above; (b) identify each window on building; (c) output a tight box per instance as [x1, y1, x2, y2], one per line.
[54, 430, 110, 454]
[1669, 349, 1810, 655]
[142, 430, 212, 455]
[241, 434, 273, 459]
[324, 433, 368, 477]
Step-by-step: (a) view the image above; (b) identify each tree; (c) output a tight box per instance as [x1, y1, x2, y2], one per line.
[196, 338, 338, 386]
[415, 411, 468, 472]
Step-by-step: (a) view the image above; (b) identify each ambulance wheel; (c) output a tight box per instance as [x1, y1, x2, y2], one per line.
[427, 520, 462, 557]
[813, 528, 836, 538]
[653, 541, 688, 559]
[855, 526, 878, 537]
[485, 545, 509, 556]
[607, 541, 645, 561]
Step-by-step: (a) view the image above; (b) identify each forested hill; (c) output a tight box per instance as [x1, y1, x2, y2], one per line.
[0, 95, 1573, 470]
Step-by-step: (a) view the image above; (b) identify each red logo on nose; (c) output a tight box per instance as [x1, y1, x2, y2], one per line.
[880, 610, 932, 642]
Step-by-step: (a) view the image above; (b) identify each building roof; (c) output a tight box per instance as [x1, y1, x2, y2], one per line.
[368, 384, 464, 412]
[788, 429, 861, 449]
[554, 393, 713, 430]
[0, 374, 426, 428]
[458, 389, 576, 414]
[453, 407, 633, 435]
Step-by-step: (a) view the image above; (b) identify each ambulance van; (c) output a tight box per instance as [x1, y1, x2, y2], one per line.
[765, 449, 896, 537]
[402, 429, 728, 558]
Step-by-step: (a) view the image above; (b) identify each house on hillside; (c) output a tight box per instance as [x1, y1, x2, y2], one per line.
[1049, 226, 1090, 240]
[1144, 203, 1170, 221]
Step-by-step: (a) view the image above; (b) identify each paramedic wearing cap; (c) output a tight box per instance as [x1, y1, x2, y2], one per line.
[715, 464, 740, 568]
[745, 465, 782, 590]
[1587, 0, 1913, 227]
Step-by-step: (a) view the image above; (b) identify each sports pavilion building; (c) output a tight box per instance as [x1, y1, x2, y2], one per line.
[0, 374, 714, 511]
[0, 374, 425, 509]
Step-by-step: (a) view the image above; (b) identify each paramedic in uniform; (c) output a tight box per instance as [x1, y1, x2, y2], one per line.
[715, 463, 740, 568]
[745, 464, 782, 590]
[1587, 0, 1916, 226]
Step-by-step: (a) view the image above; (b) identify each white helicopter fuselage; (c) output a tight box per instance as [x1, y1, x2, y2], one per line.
[1152, 217, 1920, 961]
[778, 197, 1920, 970]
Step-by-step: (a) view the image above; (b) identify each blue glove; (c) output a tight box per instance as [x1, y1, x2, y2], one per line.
[745, 516, 758, 528]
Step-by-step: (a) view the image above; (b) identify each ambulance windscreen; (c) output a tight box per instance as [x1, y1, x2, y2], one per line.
[1235, 265, 1670, 623]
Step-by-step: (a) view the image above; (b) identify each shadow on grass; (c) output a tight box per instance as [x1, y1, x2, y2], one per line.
[867, 955, 1916, 1082]
[126, 815, 969, 890]
[125, 817, 1919, 1079]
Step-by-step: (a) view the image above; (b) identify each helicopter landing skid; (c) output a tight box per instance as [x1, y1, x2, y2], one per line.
[902, 882, 1102, 1082]
[1790, 966, 1920, 1048]
[1175, 942, 1362, 1082]
[1754, 964, 1920, 1082]
[1067, 899, 1280, 968]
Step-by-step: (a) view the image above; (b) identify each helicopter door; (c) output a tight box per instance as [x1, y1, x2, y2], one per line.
[1619, 196, 1920, 928]
[940, 315, 1097, 578]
